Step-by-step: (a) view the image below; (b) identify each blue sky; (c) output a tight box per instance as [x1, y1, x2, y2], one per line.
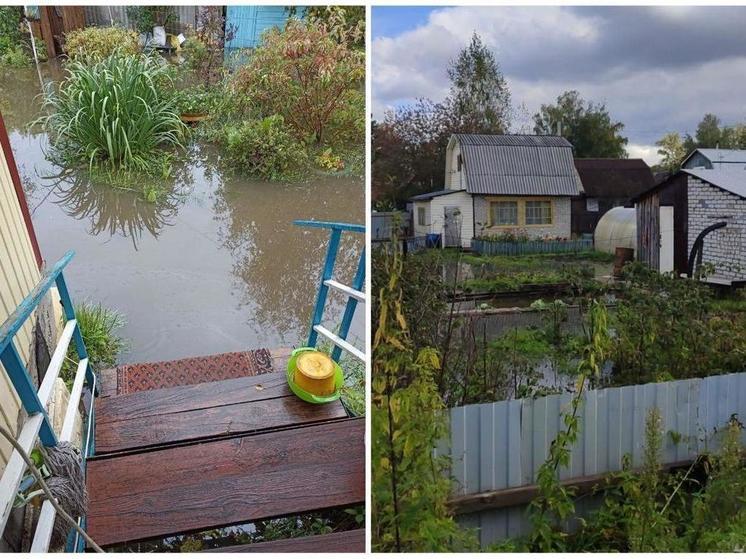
[372, 7, 436, 39]
[371, 6, 746, 165]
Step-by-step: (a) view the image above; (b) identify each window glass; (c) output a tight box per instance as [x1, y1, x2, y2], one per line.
[525, 200, 552, 225]
[490, 201, 518, 226]
[417, 206, 426, 226]
[586, 198, 599, 212]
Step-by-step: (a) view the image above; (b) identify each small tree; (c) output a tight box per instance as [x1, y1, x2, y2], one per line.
[186, 6, 235, 86]
[655, 132, 686, 173]
[230, 18, 364, 145]
[372, 241, 477, 552]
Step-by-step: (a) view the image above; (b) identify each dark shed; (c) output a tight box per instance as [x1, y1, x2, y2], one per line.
[572, 158, 655, 236]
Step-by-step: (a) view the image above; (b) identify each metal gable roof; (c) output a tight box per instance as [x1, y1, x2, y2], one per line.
[683, 167, 746, 199]
[685, 148, 746, 166]
[454, 134, 583, 197]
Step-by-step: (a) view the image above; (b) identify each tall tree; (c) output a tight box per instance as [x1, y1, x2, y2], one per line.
[694, 113, 722, 148]
[372, 99, 462, 207]
[655, 132, 687, 173]
[447, 32, 511, 133]
[533, 90, 628, 158]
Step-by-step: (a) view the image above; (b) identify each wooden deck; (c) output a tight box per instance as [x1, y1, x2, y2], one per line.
[86, 350, 364, 551]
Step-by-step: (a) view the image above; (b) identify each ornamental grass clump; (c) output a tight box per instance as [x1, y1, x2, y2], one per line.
[40, 53, 187, 175]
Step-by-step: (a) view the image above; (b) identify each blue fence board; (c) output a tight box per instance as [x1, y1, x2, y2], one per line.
[472, 237, 594, 256]
[443, 372, 746, 547]
[225, 6, 304, 50]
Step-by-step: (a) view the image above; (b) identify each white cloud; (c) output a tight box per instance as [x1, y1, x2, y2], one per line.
[373, 6, 746, 148]
[627, 144, 661, 167]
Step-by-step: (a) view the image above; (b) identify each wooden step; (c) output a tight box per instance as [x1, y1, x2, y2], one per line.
[95, 372, 347, 454]
[86, 418, 364, 547]
[202, 529, 365, 553]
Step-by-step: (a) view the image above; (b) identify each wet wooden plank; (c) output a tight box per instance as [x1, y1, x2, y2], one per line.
[202, 529, 365, 553]
[96, 372, 290, 425]
[86, 418, 364, 547]
[96, 393, 347, 454]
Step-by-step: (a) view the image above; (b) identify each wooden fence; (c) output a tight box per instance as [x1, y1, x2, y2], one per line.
[440, 372, 746, 547]
[472, 237, 593, 256]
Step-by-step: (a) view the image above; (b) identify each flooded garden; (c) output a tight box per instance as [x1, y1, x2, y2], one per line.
[0, 8, 365, 365]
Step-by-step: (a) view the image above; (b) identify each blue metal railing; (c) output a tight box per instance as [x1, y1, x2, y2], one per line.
[0, 250, 97, 552]
[293, 220, 366, 362]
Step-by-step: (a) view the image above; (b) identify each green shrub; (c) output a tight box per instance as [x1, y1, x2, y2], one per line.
[221, 115, 307, 180]
[315, 147, 344, 171]
[229, 18, 365, 146]
[64, 26, 140, 62]
[173, 85, 221, 116]
[61, 302, 126, 382]
[40, 53, 187, 174]
[0, 44, 30, 67]
[0, 7, 23, 53]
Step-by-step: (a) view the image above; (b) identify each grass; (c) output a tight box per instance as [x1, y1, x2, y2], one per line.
[39, 52, 187, 175]
[340, 355, 365, 416]
[62, 302, 126, 383]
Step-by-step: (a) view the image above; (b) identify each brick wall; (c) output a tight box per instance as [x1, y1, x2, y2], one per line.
[687, 176, 746, 280]
[474, 196, 572, 239]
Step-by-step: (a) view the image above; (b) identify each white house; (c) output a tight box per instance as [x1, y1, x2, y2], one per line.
[411, 134, 584, 247]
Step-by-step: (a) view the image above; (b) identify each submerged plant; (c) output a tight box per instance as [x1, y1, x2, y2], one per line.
[221, 115, 307, 180]
[39, 53, 187, 175]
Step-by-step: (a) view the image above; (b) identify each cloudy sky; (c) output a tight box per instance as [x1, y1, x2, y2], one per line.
[372, 6, 746, 165]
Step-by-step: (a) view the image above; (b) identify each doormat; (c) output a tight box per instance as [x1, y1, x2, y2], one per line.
[115, 349, 274, 395]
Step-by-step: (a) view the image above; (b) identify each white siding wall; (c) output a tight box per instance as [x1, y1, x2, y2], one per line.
[412, 201, 431, 238]
[0, 142, 41, 471]
[446, 143, 465, 190]
[429, 192, 474, 248]
[688, 176, 746, 281]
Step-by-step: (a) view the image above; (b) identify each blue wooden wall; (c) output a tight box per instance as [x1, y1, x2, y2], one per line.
[225, 6, 305, 50]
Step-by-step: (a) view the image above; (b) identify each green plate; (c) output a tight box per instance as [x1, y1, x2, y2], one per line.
[286, 347, 344, 404]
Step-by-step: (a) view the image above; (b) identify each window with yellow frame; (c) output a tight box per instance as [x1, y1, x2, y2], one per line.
[488, 198, 553, 227]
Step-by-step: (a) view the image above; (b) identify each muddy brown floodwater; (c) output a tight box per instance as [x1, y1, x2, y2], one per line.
[0, 62, 365, 364]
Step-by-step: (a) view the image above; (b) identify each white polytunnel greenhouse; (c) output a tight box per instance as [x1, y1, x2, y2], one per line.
[594, 207, 636, 255]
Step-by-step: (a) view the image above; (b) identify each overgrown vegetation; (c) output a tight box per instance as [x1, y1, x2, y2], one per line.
[495, 409, 746, 552]
[215, 16, 364, 179]
[377, 247, 746, 408]
[0, 7, 31, 67]
[61, 302, 126, 383]
[372, 240, 478, 552]
[64, 26, 140, 62]
[220, 115, 308, 181]
[40, 53, 187, 175]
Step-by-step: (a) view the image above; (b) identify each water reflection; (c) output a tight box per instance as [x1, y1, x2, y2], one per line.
[213, 173, 364, 339]
[43, 171, 181, 248]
